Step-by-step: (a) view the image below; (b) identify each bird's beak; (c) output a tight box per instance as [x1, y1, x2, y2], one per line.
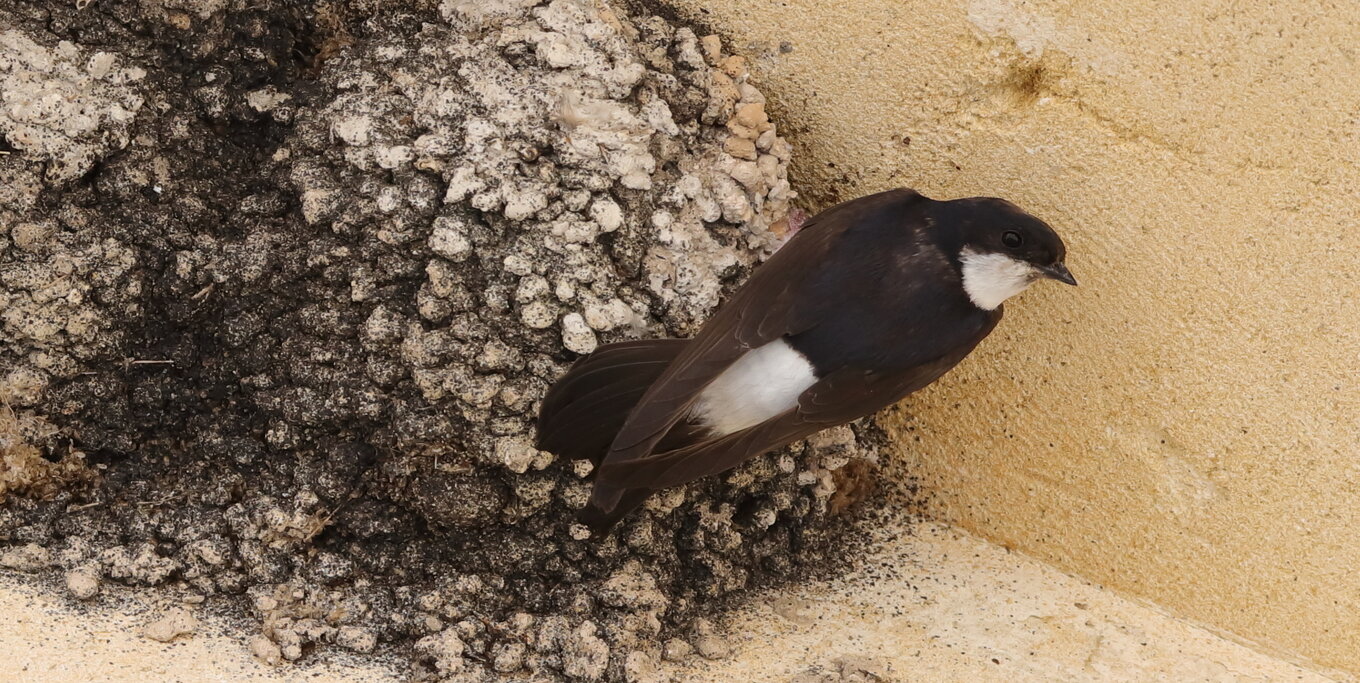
[1038, 262, 1078, 286]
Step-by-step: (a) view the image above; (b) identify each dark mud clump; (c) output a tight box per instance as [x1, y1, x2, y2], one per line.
[0, 0, 883, 679]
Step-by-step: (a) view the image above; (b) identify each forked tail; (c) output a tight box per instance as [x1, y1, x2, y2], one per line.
[535, 339, 693, 533]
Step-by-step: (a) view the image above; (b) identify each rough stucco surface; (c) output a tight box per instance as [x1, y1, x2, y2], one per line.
[662, 0, 1360, 675]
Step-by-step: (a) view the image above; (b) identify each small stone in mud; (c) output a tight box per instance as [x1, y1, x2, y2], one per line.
[662, 637, 694, 661]
[625, 649, 660, 682]
[336, 626, 377, 654]
[492, 641, 527, 673]
[63, 569, 100, 600]
[249, 634, 283, 666]
[414, 630, 467, 676]
[562, 621, 611, 680]
[560, 312, 599, 354]
[0, 543, 52, 572]
[694, 634, 732, 660]
[142, 607, 199, 642]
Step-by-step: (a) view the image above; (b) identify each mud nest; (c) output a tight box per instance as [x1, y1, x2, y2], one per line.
[0, 0, 883, 679]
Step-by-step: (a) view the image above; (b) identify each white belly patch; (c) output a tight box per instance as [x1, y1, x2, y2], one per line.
[688, 338, 818, 436]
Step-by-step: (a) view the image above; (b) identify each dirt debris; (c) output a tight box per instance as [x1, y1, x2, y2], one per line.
[0, 0, 885, 679]
[0, 541, 50, 571]
[792, 656, 896, 683]
[142, 605, 200, 642]
[63, 567, 100, 599]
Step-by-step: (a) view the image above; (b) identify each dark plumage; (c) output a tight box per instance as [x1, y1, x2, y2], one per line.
[536, 188, 1075, 533]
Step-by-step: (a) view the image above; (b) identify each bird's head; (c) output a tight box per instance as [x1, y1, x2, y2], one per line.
[931, 196, 1076, 310]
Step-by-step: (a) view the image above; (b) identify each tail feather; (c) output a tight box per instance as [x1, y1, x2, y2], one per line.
[577, 484, 654, 535]
[536, 382, 653, 463]
[536, 338, 701, 535]
[536, 339, 688, 465]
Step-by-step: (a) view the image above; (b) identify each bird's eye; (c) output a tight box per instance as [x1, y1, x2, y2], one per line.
[1002, 230, 1023, 248]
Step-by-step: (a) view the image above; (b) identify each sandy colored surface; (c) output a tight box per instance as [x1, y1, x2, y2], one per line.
[3, 523, 1329, 682]
[680, 521, 1332, 682]
[0, 577, 394, 682]
[666, 0, 1360, 674]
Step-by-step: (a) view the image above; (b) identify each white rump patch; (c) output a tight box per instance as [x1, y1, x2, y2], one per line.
[959, 247, 1039, 310]
[690, 339, 818, 436]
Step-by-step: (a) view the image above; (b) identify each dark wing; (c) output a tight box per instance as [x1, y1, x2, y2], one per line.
[597, 190, 924, 472]
[594, 356, 962, 489]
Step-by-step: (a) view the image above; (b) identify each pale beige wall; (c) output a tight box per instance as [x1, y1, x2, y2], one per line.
[667, 0, 1360, 674]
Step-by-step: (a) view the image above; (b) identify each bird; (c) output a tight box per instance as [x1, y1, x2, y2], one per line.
[535, 188, 1076, 534]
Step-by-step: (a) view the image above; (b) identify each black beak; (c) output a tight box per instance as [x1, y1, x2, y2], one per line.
[1039, 262, 1078, 286]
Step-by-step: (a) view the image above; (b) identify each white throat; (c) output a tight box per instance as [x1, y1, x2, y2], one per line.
[959, 248, 1038, 310]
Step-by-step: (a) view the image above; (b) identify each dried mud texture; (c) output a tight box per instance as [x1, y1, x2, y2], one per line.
[0, 0, 881, 679]
[791, 656, 894, 683]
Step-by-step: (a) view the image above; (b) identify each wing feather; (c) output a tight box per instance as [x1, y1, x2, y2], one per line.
[598, 211, 849, 462]
[594, 362, 948, 489]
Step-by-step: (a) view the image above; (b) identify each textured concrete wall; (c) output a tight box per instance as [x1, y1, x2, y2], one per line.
[665, 0, 1360, 675]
